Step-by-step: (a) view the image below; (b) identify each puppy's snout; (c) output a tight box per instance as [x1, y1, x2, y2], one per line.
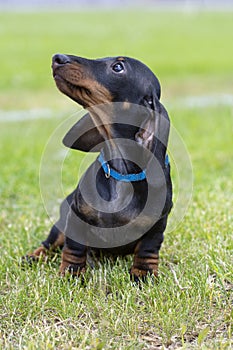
[52, 53, 71, 66]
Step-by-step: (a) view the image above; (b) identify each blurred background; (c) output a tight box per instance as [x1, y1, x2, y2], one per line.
[1, 0, 233, 10]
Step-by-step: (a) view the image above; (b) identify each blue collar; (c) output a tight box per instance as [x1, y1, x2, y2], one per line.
[98, 153, 170, 183]
[98, 153, 146, 182]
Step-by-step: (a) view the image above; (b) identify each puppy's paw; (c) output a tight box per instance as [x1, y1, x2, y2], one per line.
[21, 246, 48, 267]
[59, 261, 86, 278]
[129, 266, 158, 285]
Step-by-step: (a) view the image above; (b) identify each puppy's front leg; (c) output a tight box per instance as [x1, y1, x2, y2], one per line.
[130, 218, 166, 282]
[60, 237, 87, 277]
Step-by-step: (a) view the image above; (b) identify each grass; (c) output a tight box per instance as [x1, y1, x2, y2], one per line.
[0, 9, 233, 350]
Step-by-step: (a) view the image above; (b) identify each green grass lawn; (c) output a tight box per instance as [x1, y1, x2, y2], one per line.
[0, 10, 232, 350]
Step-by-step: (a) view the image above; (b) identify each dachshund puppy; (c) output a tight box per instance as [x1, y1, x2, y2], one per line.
[26, 54, 173, 282]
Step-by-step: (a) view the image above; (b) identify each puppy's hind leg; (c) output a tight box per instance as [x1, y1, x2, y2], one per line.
[26, 225, 65, 263]
[23, 192, 74, 264]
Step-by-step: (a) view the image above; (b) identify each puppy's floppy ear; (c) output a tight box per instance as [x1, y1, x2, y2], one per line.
[63, 113, 104, 152]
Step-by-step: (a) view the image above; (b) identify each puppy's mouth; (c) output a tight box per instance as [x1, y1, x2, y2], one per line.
[53, 70, 91, 108]
[52, 61, 113, 108]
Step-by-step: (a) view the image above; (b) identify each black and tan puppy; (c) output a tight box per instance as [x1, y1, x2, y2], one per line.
[26, 54, 173, 282]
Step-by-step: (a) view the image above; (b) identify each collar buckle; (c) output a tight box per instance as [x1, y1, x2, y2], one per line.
[105, 163, 111, 179]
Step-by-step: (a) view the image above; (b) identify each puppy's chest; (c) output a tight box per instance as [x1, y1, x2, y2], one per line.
[76, 183, 147, 228]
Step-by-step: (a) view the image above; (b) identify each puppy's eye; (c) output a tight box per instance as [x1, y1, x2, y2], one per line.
[148, 99, 153, 106]
[144, 96, 153, 108]
[112, 62, 124, 73]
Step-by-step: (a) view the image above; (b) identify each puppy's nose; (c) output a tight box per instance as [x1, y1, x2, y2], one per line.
[52, 53, 71, 65]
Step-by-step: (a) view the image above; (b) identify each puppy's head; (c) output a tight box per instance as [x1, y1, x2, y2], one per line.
[52, 54, 170, 157]
[52, 54, 161, 109]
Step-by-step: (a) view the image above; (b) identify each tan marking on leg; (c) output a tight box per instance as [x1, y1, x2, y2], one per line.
[27, 245, 48, 261]
[52, 232, 65, 249]
[130, 267, 149, 277]
[26, 232, 64, 263]
[59, 248, 86, 276]
[132, 256, 159, 277]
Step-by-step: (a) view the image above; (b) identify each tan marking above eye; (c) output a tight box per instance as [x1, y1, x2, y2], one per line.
[122, 102, 131, 110]
[117, 57, 125, 61]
